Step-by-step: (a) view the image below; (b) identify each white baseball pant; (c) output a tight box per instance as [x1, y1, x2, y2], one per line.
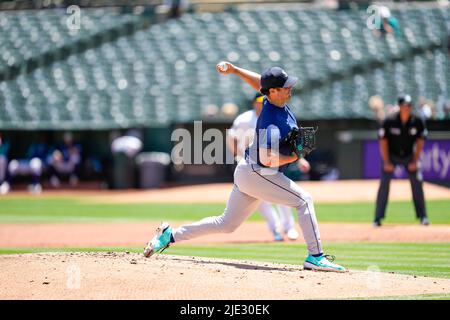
[8, 158, 43, 177]
[173, 158, 322, 255]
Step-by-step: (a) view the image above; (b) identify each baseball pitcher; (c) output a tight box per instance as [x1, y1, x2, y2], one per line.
[144, 62, 347, 272]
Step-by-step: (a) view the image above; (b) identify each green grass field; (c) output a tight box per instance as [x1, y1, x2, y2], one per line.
[0, 196, 449, 299]
[0, 197, 449, 224]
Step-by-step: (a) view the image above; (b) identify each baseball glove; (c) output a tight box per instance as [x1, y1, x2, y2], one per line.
[284, 126, 318, 158]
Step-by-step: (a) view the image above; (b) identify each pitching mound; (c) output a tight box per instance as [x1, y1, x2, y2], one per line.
[1, 252, 449, 299]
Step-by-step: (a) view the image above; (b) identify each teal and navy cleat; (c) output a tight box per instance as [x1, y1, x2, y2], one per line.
[143, 222, 173, 258]
[303, 254, 347, 273]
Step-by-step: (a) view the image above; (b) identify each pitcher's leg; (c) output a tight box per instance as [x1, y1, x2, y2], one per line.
[173, 184, 260, 242]
[239, 166, 322, 255]
[258, 202, 282, 236]
[295, 190, 322, 255]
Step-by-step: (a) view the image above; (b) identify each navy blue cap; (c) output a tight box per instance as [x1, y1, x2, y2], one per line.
[260, 67, 298, 91]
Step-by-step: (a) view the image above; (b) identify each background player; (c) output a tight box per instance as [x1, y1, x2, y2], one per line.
[374, 95, 429, 226]
[144, 61, 347, 272]
[48, 132, 82, 187]
[5, 133, 51, 194]
[0, 133, 10, 195]
[226, 92, 310, 241]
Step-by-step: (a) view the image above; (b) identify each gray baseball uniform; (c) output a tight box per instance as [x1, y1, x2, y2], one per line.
[227, 108, 297, 236]
[173, 96, 322, 255]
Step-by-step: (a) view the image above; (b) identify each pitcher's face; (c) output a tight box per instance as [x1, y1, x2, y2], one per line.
[272, 86, 293, 103]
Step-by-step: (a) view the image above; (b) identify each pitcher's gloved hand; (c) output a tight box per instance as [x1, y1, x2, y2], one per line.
[284, 127, 318, 158]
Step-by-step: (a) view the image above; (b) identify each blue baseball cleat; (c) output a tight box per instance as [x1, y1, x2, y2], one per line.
[303, 254, 347, 273]
[143, 222, 173, 258]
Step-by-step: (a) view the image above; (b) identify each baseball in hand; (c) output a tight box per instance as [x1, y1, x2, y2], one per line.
[217, 61, 229, 72]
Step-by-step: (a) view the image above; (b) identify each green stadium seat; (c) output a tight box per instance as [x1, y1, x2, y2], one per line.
[1, 6, 449, 129]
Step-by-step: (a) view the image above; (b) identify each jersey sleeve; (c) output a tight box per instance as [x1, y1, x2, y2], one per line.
[416, 117, 428, 139]
[377, 119, 389, 139]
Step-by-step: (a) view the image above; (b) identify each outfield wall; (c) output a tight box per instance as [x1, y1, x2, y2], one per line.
[1, 119, 449, 187]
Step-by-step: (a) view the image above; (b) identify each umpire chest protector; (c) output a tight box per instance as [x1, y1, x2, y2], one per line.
[378, 112, 427, 158]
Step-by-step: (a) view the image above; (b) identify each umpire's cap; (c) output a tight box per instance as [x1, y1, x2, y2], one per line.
[260, 67, 298, 91]
[398, 95, 412, 106]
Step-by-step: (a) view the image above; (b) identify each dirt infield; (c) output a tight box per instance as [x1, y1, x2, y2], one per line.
[85, 180, 448, 204]
[5, 180, 450, 203]
[1, 180, 449, 300]
[1, 222, 450, 248]
[1, 252, 449, 300]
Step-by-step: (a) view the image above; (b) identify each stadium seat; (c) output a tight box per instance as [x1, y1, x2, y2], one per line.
[0, 6, 449, 129]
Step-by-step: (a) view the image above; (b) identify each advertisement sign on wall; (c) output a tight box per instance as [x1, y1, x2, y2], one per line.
[363, 140, 450, 180]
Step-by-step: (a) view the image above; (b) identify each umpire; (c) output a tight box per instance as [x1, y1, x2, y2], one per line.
[374, 95, 429, 227]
